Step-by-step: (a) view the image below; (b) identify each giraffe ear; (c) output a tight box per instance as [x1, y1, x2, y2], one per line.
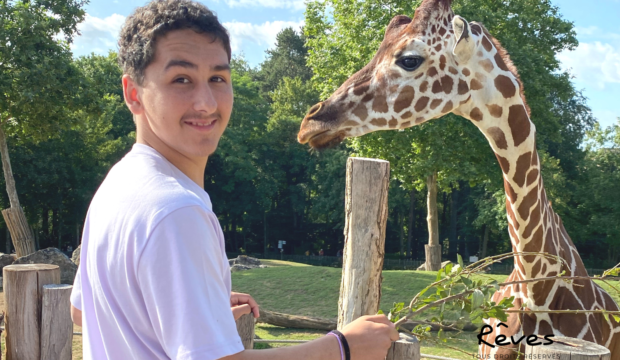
[452, 15, 474, 62]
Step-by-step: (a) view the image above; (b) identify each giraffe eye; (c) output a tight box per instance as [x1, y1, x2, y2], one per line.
[397, 56, 424, 71]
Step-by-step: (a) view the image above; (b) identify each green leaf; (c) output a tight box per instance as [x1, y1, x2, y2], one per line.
[457, 254, 464, 270]
[472, 289, 484, 309]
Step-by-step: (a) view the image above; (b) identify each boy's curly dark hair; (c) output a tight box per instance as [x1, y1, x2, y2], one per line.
[117, 0, 231, 85]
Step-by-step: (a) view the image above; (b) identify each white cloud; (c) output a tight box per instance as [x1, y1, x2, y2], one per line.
[219, 0, 305, 10]
[223, 20, 304, 53]
[72, 13, 126, 56]
[558, 41, 620, 89]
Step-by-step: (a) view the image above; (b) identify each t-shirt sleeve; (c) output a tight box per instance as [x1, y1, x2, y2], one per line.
[137, 205, 243, 360]
[70, 259, 83, 311]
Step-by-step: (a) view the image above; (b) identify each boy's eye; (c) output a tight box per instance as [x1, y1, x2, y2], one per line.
[174, 77, 190, 84]
[211, 76, 226, 83]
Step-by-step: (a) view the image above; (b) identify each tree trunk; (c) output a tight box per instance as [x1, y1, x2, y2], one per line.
[0, 126, 35, 257]
[232, 216, 238, 253]
[440, 192, 447, 247]
[481, 225, 489, 258]
[399, 213, 405, 256]
[407, 188, 415, 258]
[258, 309, 336, 331]
[263, 211, 267, 256]
[449, 187, 459, 261]
[425, 172, 441, 271]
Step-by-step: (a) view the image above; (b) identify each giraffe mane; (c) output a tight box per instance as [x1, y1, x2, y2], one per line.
[477, 23, 532, 117]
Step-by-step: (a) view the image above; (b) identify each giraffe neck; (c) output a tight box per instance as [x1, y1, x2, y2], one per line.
[458, 98, 585, 284]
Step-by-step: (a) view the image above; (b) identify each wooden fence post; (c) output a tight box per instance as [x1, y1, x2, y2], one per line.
[236, 313, 255, 350]
[41, 284, 73, 360]
[338, 157, 390, 329]
[525, 336, 610, 359]
[386, 333, 421, 360]
[3, 264, 60, 360]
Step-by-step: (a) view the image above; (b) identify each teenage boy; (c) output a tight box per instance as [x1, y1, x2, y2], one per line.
[70, 1, 399, 359]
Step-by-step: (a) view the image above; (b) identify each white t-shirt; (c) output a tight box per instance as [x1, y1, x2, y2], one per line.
[71, 143, 244, 360]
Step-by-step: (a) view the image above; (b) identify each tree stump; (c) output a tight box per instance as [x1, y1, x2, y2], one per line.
[41, 284, 73, 360]
[3, 264, 60, 360]
[236, 313, 255, 350]
[2, 207, 35, 257]
[338, 157, 389, 329]
[386, 333, 420, 360]
[525, 336, 610, 360]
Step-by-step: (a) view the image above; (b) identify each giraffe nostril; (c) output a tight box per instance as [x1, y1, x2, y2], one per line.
[307, 102, 323, 118]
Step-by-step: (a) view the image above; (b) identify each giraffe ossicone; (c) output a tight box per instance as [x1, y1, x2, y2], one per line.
[297, 0, 620, 358]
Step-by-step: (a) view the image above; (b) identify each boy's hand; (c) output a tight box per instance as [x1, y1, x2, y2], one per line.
[340, 314, 399, 360]
[231, 292, 260, 320]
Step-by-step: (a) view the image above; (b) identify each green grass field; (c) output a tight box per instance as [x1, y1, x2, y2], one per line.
[2, 259, 618, 359]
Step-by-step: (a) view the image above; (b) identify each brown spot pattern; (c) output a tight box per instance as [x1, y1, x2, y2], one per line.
[372, 94, 389, 113]
[487, 127, 508, 150]
[370, 118, 387, 126]
[420, 81, 428, 93]
[513, 151, 532, 188]
[538, 320, 553, 336]
[496, 154, 510, 174]
[434, 44, 442, 52]
[432, 80, 443, 94]
[353, 103, 368, 121]
[343, 120, 359, 127]
[430, 99, 443, 110]
[471, 24, 482, 36]
[518, 186, 539, 221]
[388, 118, 398, 128]
[486, 104, 503, 118]
[402, 111, 413, 119]
[441, 75, 454, 94]
[524, 226, 544, 264]
[462, 68, 471, 77]
[470, 79, 483, 90]
[393, 86, 415, 113]
[495, 75, 516, 98]
[415, 97, 430, 112]
[522, 202, 541, 239]
[508, 105, 531, 147]
[441, 101, 453, 113]
[494, 52, 509, 72]
[549, 287, 588, 336]
[460, 95, 471, 105]
[448, 66, 458, 75]
[479, 59, 494, 73]
[482, 36, 493, 52]
[427, 67, 438, 77]
[438, 27, 446, 36]
[362, 93, 373, 102]
[526, 169, 539, 186]
[401, 121, 411, 128]
[470, 107, 483, 121]
[458, 80, 469, 95]
[353, 82, 370, 96]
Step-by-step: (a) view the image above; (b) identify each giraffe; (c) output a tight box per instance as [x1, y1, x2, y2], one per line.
[297, 0, 620, 358]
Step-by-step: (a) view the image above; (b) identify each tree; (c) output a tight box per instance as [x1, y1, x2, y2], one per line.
[304, 0, 587, 266]
[0, 0, 87, 256]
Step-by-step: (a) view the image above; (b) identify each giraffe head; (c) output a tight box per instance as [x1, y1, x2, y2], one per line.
[298, 0, 528, 150]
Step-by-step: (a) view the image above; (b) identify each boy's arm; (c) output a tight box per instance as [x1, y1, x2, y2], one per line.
[222, 315, 399, 360]
[71, 305, 82, 327]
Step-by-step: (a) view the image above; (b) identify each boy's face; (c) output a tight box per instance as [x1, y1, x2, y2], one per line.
[125, 29, 233, 159]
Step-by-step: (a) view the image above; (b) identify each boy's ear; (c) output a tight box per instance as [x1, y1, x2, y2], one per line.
[122, 75, 144, 116]
[452, 15, 475, 63]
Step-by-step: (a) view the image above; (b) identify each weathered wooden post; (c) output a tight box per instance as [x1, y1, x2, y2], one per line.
[41, 284, 73, 360]
[338, 157, 390, 329]
[526, 337, 610, 359]
[236, 313, 255, 349]
[338, 157, 420, 360]
[3, 264, 60, 360]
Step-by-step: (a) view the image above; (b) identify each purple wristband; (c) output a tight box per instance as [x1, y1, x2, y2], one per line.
[328, 332, 344, 360]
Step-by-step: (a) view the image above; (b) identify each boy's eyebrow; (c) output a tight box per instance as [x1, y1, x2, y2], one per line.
[164, 60, 230, 73]
[165, 59, 197, 71]
[213, 63, 231, 72]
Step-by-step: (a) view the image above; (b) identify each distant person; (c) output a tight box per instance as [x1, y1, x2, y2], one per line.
[305, 250, 310, 256]
[69, 1, 398, 359]
[319, 249, 325, 257]
[337, 249, 342, 258]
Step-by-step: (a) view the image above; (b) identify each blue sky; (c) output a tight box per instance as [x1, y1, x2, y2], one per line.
[71, 0, 620, 129]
